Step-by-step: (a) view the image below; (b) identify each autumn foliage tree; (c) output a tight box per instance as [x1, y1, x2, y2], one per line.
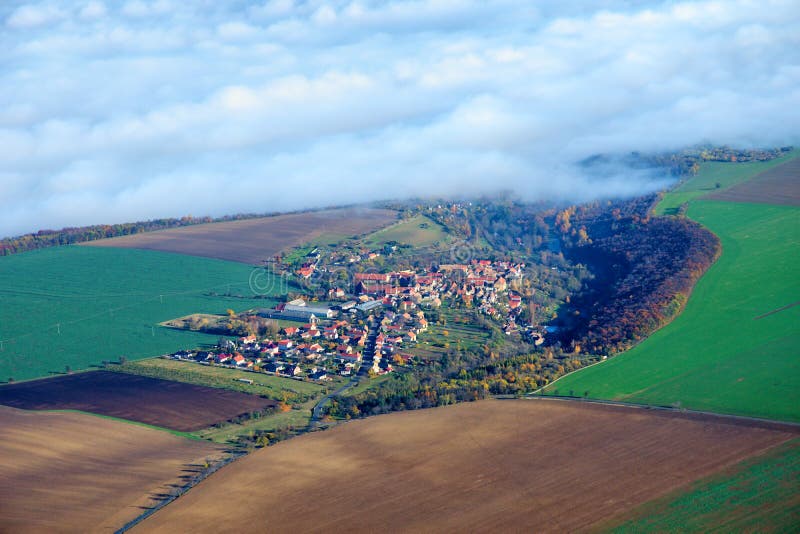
[553, 196, 720, 355]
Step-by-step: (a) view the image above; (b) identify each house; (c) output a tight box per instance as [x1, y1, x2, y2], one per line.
[284, 364, 301, 377]
[328, 287, 346, 299]
[194, 351, 212, 362]
[309, 368, 328, 380]
[265, 362, 284, 373]
[509, 294, 522, 309]
[339, 351, 362, 362]
[354, 272, 390, 283]
[278, 339, 293, 349]
[233, 354, 247, 366]
[323, 326, 339, 340]
[262, 344, 280, 356]
[283, 326, 299, 337]
[297, 266, 315, 279]
[216, 353, 232, 364]
[439, 264, 469, 273]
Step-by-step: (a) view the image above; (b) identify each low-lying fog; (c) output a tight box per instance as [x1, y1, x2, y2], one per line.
[1, 0, 798, 237]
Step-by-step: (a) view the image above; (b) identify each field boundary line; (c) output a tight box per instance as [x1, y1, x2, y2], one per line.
[38, 408, 202, 440]
[754, 301, 800, 320]
[511, 395, 800, 431]
[529, 357, 607, 395]
[115, 449, 248, 534]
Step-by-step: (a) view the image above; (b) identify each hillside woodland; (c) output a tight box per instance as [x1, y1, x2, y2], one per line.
[552, 196, 721, 355]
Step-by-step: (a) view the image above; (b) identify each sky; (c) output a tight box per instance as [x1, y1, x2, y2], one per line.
[1, 0, 798, 238]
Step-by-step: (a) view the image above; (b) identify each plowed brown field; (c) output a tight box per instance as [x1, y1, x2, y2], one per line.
[705, 156, 800, 206]
[137, 399, 797, 533]
[0, 406, 222, 533]
[81, 208, 397, 264]
[0, 371, 277, 432]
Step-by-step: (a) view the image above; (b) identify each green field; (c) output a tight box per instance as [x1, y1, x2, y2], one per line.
[115, 358, 326, 401]
[0, 246, 284, 382]
[607, 439, 800, 533]
[194, 402, 315, 444]
[364, 214, 451, 248]
[547, 160, 800, 422]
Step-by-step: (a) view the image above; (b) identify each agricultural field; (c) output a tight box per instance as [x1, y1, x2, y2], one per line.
[549, 157, 800, 422]
[363, 214, 451, 248]
[109, 358, 340, 444]
[83, 208, 397, 264]
[0, 246, 283, 382]
[0, 405, 222, 532]
[654, 149, 798, 215]
[136, 399, 795, 533]
[607, 438, 800, 533]
[705, 155, 800, 206]
[0, 371, 277, 432]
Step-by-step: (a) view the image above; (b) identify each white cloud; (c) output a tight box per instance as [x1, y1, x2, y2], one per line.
[6, 3, 64, 28]
[0, 0, 799, 237]
[79, 1, 106, 19]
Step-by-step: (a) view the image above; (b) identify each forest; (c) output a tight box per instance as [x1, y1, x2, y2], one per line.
[551, 196, 720, 355]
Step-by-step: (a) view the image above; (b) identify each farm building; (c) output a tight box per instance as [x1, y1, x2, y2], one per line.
[356, 300, 383, 313]
[259, 302, 335, 321]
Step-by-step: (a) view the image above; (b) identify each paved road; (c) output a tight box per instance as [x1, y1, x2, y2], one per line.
[309, 377, 359, 427]
[309, 313, 383, 428]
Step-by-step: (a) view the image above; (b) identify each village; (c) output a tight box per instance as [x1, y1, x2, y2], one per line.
[167, 256, 540, 384]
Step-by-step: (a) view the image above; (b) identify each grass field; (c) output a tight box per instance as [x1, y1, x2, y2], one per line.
[364, 214, 451, 248]
[548, 158, 800, 422]
[0, 246, 283, 382]
[117, 358, 325, 401]
[83, 208, 397, 264]
[0, 405, 222, 532]
[137, 399, 795, 533]
[194, 401, 316, 444]
[607, 438, 800, 533]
